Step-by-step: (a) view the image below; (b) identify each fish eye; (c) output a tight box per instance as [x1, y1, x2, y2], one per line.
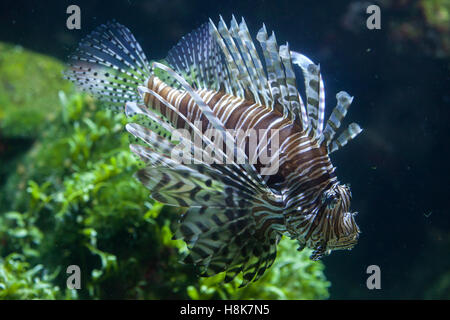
[344, 183, 352, 199]
[321, 191, 339, 209]
[329, 196, 339, 208]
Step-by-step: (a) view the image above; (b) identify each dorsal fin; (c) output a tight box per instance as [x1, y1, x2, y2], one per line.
[166, 16, 309, 129]
[66, 18, 362, 150]
[256, 26, 289, 118]
[290, 51, 325, 137]
[279, 43, 307, 128]
[166, 22, 231, 92]
[235, 17, 272, 106]
[229, 16, 269, 106]
[323, 92, 363, 153]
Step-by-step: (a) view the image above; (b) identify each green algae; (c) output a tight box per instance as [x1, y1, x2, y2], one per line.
[0, 43, 73, 138]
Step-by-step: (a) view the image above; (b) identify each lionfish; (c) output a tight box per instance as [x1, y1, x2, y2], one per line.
[65, 16, 362, 285]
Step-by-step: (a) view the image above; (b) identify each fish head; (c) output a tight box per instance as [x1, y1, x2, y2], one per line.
[315, 183, 360, 258]
[288, 183, 360, 260]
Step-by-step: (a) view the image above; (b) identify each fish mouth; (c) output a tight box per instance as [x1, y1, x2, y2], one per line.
[326, 232, 359, 251]
[326, 210, 360, 251]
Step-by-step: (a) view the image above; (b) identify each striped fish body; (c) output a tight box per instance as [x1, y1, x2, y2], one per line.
[143, 76, 299, 158]
[142, 75, 332, 178]
[66, 16, 362, 285]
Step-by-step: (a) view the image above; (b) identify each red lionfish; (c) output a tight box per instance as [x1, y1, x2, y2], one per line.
[65, 16, 362, 285]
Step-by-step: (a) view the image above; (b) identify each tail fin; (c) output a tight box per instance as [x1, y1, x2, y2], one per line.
[64, 21, 151, 110]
